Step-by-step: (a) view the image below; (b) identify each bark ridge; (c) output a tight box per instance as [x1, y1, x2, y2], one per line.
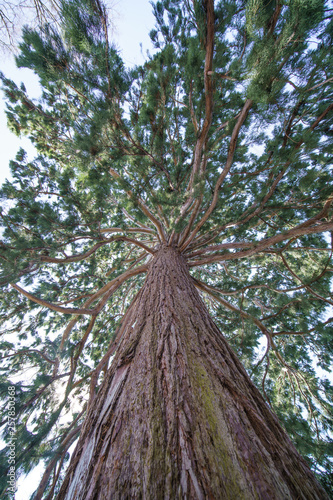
[57, 246, 327, 500]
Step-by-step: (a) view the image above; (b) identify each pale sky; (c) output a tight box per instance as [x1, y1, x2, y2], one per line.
[0, 0, 155, 497]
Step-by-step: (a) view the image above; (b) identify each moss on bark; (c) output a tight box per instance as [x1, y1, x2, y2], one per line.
[57, 246, 328, 499]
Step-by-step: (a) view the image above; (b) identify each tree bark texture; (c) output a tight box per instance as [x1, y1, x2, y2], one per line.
[57, 246, 328, 499]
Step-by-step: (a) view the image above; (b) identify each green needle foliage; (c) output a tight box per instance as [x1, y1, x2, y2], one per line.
[0, 0, 333, 497]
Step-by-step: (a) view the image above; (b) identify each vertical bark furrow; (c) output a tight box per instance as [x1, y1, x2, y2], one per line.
[57, 245, 328, 500]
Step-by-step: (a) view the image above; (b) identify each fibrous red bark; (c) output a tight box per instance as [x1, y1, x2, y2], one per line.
[57, 246, 327, 499]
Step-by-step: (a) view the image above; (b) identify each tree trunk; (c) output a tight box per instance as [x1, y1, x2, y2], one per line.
[57, 246, 327, 499]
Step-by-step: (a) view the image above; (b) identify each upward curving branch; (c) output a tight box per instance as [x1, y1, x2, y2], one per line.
[11, 264, 148, 320]
[169, 0, 215, 243]
[39, 236, 155, 264]
[180, 98, 253, 251]
[10, 283, 96, 316]
[191, 102, 333, 250]
[109, 167, 167, 243]
[186, 0, 215, 193]
[188, 220, 333, 267]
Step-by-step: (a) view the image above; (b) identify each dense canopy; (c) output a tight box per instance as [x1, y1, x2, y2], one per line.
[0, 0, 333, 497]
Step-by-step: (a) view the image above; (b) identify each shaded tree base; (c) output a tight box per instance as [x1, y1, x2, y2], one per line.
[57, 246, 327, 499]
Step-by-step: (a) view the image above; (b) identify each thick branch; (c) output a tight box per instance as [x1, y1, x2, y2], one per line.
[40, 236, 155, 263]
[185, 241, 253, 258]
[187, 198, 333, 259]
[188, 220, 333, 267]
[187, 0, 215, 193]
[10, 283, 95, 316]
[192, 103, 333, 249]
[181, 99, 253, 251]
[99, 227, 155, 235]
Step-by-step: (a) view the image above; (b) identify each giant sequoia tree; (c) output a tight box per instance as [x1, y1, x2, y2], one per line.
[1, 0, 333, 497]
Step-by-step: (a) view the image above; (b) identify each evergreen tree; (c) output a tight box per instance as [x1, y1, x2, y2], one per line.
[1, 0, 333, 497]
